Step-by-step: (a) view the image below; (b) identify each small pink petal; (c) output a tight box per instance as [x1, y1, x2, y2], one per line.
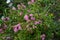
[13, 23, 22, 32]
[24, 15, 29, 21]
[34, 21, 39, 25]
[16, 23, 22, 30]
[29, 14, 33, 17]
[18, 26, 22, 30]
[31, 0, 35, 3]
[42, 38, 45, 40]
[30, 17, 35, 20]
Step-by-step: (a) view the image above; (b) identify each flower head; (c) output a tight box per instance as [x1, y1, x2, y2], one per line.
[5, 17, 9, 21]
[1, 16, 9, 21]
[34, 21, 41, 25]
[41, 34, 46, 40]
[12, 7, 16, 10]
[30, 17, 35, 20]
[29, 14, 33, 17]
[24, 15, 29, 21]
[13, 23, 22, 32]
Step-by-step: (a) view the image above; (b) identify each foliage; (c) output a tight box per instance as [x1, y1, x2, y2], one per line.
[0, 0, 60, 40]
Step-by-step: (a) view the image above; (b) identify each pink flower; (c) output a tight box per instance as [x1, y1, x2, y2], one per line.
[30, 17, 35, 20]
[17, 4, 21, 9]
[28, 0, 35, 5]
[34, 21, 41, 25]
[13, 27, 18, 32]
[1, 16, 9, 21]
[40, 34, 46, 40]
[29, 14, 33, 17]
[31, 0, 35, 3]
[20, 12, 23, 16]
[24, 15, 29, 21]
[13, 23, 22, 32]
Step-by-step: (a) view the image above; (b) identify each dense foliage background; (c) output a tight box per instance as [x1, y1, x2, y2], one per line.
[0, 0, 60, 40]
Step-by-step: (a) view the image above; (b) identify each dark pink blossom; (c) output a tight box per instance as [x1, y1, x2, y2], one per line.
[1, 16, 9, 21]
[13, 23, 22, 32]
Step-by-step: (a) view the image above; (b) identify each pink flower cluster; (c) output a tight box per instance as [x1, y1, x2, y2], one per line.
[24, 14, 35, 21]
[13, 23, 22, 32]
[31, 0, 35, 3]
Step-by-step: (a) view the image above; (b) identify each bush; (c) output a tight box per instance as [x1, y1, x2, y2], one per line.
[0, 0, 60, 40]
